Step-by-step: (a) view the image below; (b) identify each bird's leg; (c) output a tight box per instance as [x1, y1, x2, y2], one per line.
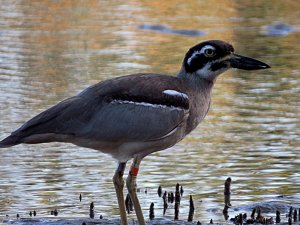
[126, 156, 145, 225]
[113, 162, 128, 225]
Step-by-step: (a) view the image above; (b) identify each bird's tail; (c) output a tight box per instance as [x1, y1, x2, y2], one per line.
[0, 135, 21, 148]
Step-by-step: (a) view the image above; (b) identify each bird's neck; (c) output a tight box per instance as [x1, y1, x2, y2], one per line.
[177, 67, 215, 90]
[177, 67, 214, 135]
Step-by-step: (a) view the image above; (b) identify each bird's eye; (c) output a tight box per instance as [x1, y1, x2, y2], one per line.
[204, 48, 216, 57]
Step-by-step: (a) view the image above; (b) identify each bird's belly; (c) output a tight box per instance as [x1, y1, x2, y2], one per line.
[116, 136, 182, 162]
[72, 124, 186, 162]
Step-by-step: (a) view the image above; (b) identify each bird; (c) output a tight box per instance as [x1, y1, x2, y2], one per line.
[0, 40, 270, 225]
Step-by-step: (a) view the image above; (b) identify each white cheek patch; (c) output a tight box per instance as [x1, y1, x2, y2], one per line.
[162, 90, 188, 99]
[195, 62, 214, 78]
[195, 60, 230, 80]
[187, 45, 216, 65]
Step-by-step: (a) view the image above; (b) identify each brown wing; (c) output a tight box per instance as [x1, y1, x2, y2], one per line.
[0, 74, 190, 147]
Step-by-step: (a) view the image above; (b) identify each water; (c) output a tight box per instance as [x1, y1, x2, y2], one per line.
[0, 0, 299, 223]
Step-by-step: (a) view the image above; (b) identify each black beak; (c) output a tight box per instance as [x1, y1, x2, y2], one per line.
[230, 53, 270, 70]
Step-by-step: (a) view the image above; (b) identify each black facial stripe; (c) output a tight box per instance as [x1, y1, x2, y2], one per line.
[211, 62, 228, 71]
[184, 54, 208, 73]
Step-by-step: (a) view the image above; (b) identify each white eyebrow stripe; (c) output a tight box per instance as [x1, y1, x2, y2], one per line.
[199, 45, 215, 54]
[187, 45, 216, 65]
[162, 90, 188, 99]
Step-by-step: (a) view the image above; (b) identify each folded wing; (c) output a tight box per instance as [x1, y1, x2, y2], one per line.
[0, 74, 190, 147]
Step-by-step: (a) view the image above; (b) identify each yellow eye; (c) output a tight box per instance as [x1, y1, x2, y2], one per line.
[204, 48, 216, 57]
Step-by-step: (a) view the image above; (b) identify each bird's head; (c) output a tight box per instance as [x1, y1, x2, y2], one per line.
[181, 40, 270, 81]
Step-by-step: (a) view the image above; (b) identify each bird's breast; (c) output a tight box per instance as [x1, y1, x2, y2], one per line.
[185, 92, 212, 134]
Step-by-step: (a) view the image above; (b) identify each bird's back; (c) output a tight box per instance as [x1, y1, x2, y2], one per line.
[1, 73, 204, 160]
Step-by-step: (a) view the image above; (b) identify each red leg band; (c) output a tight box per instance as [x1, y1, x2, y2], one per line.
[130, 166, 139, 176]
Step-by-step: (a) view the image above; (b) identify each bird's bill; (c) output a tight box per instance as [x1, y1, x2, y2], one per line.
[230, 53, 270, 70]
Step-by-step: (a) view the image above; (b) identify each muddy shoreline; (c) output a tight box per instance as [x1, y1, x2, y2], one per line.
[3, 217, 202, 225]
[3, 197, 300, 225]
[2, 179, 300, 225]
